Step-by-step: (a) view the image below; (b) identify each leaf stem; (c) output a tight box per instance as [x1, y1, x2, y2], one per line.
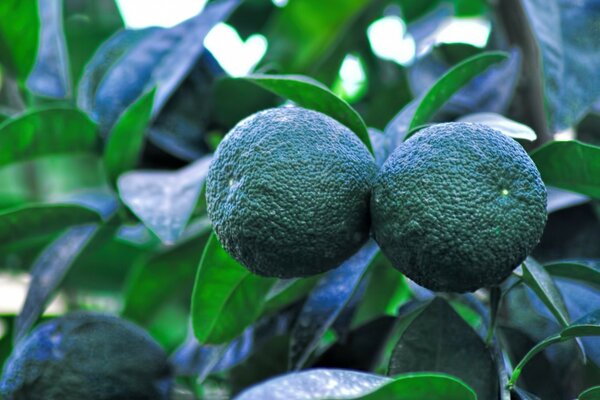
[485, 286, 502, 346]
[506, 333, 563, 389]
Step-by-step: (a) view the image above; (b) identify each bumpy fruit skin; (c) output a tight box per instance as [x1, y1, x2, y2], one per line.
[371, 122, 547, 292]
[0, 312, 172, 400]
[206, 107, 377, 278]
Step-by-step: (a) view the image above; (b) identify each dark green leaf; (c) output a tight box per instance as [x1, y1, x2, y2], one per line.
[243, 74, 373, 154]
[579, 386, 600, 400]
[545, 261, 600, 286]
[0, 0, 39, 81]
[122, 221, 211, 324]
[263, 277, 319, 314]
[388, 297, 499, 400]
[289, 240, 379, 370]
[521, 0, 600, 131]
[235, 369, 390, 400]
[79, 0, 239, 132]
[408, 51, 509, 132]
[0, 108, 98, 168]
[14, 224, 98, 343]
[561, 309, 600, 339]
[531, 140, 600, 199]
[191, 234, 276, 344]
[117, 156, 212, 244]
[103, 88, 155, 186]
[521, 258, 570, 327]
[0, 204, 101, 246]
[356, 373, 477, 400]
[458, 113, 536, 141]
[27, 0, 70, 98]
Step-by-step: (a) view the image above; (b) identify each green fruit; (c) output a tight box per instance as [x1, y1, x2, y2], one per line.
[206, 107, 377, 278]
[371, 122, 547, 292]
[0, 312, 172, 400]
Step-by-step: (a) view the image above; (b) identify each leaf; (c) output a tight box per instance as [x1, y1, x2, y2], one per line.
[79, 0, 239, 132]
[408, 51, 509, 132]
[0, 108, 98, 168]
[546, 187, 589, 213]
[545, 261, 600, 286]
[388, 297, 499, 400]
[531, 140, 600, 199]
[234, 369, 390, 400]
[191, 234, 276, 344]
[356, 373, 477, 400]
[561, 309, 600, 339]
[521, 258, 570, 327]
[244, 74, 373, 154]
[289, 240, 379, 370]
[117, 155, 212, 244]
[0, 204, 101, 246]
[122, 222, 211, 324]
[27, 0, 71, 98]
[383, 99, 420, 152]
[579, 386, 600, 400]
[0, 0, 39, 81]
[263, 277, 320, 314]
[13, 224, 98, 343]
[521, 0, 600, 131]
[103, 88, 155, 186]
[457, 113, 536, 141]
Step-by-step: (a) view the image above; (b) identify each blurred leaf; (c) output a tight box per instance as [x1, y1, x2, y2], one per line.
[263, 277, 319, 314]
[458, 113, 536, 141]
[0, 0, 39, 81]
[14, 224, 98, 343]
[191, 234, 276, 345]
[0, 108, 98, 168]
[122, 220, 211, 324]
[235, 369, 390, 400]
[244, 74, 373, 154]
[79, 0, 239, 132]
[512, 387, 541, 400]
[289, 240, 379, 370]
[262, 0, 371, 74]
[546, 187, 589, 213]
[117, 155, 211, 244]
[521, 258, 570, 327]
[27, 0, 70, 98]
[531, 140, 600, 199]
[561, 309, 600, 339]
[103, 88, 155, 186]
[408, 51, 509, 132]
[545, 261, 600, 286]
[384, 99, 420, 153]
[356, 373, 476, 400]
[579, 386, 600, 400]
[388, 297, 499, 400]
[64, 0, 124, 84]
[0, 204, 100, 246]
[521, 0, 600, 131]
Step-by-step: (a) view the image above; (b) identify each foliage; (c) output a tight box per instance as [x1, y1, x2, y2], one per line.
[0, 0, 599, 399]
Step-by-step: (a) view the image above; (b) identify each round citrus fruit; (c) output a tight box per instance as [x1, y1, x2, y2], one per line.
[371, 122, 547, 292]
[0, 312, 172, 400]
[206, 107, 377, 278]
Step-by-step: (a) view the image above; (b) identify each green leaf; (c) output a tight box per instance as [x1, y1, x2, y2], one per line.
[27, 0, 71, 98]
[0, 0, 39, 81]
[0, 108, 98, 168]
[545, 261, 600, 286]
[243, 74, 373, 154]
[263, 277, 319, 314]
[561, 309, 600, 339]
[0, 204, 101, 246]
[458, 112, 537, 141]
[579, 386, 600, 400]
[122, 220, 211, 324]
[521, 0, 600, 131]
[388, 297, 499, 400]
[117, 156, 211, 244]
[521, 258, 570, 327]
[103, 88, 155, 186]
[408, 51, 509, 132]
[191, 234, 276, 344]
[531, 140, 600, 199]
[356, 373, 477, 400]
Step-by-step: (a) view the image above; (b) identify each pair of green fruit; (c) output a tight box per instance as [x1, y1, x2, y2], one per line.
[206, 107, 547, 293]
